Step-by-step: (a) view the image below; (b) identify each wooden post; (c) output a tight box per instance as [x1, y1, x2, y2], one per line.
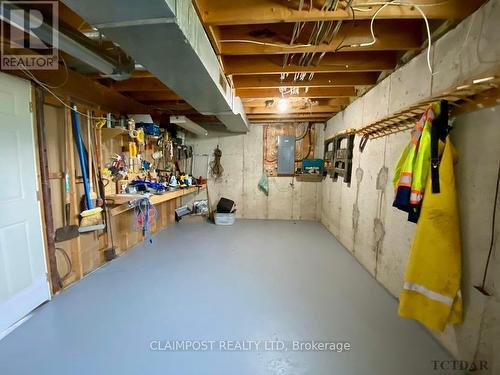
[35, 86, 62, 293]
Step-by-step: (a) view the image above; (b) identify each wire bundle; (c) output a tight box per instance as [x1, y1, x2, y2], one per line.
[210, 146, 224, 179]
[134, 197, 158, 243]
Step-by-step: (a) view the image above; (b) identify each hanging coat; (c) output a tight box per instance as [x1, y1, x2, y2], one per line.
[398, 137, 462, 332]
[393, 103, 441, 223]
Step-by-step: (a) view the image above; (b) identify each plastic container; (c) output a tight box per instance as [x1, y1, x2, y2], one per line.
[214, 212, 236, 226]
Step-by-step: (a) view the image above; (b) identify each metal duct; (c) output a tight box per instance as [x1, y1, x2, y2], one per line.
[1, 2, 134, 80]
[61, 0, 249, 133]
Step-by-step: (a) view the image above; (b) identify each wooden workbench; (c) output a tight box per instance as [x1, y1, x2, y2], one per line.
[106, 185, 206, 254]
[107, 185, 206, 216]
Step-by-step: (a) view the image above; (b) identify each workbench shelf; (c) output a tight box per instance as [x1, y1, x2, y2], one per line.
[100, 127, 128, 142]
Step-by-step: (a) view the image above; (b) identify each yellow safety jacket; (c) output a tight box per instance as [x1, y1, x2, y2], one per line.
[399, 137, 462, 331]
[393, 102, 441, 222]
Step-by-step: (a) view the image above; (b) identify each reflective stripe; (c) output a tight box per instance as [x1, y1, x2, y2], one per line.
[403, 282, 454, 306]
[398, 174, 412, 188]
[409, 191, 424, 204]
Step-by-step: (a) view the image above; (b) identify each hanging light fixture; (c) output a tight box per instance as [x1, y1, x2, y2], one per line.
[278, 98, 290, 113]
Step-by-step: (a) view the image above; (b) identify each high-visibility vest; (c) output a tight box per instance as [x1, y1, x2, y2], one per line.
[393, 102, 441, 221]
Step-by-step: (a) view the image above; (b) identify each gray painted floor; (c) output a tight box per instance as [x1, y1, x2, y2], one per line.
[0, 220, 452, 375]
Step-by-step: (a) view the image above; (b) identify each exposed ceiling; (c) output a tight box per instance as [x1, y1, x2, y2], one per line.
[192, 0, 486, 123]
[2, 0, 487, 128]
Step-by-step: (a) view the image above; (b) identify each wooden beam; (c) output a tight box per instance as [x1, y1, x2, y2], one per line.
[186, 114, 221, 123]
[234, 72, 378, 89]
[192, 0, 222, 54]
[243, 97, 350, 107]
[127, 90, 182, 101]
[236, 87, 356, 98]
[87, 70, 155, 80]
[111, 77, 172, 92]
[224, 52, 397, 74]
[250, 118, 328, 123]
[3, 67, 150, 114]
[245, 105, 340, 114]
[247, 113, 333, 120]
[218, 20, 422, 55]
[140, 101, 194, 112]
[196, 0, 485, 25]
[58, 2, 92, 31]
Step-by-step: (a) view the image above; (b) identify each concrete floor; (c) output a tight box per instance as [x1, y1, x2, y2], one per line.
[0, 220, 453, 375]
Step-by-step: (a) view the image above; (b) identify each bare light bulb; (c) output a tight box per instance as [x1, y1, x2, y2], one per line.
[278, 98, 289, 113]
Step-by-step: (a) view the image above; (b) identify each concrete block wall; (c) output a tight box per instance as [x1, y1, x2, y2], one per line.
[320, 0, 500, 371]
[184, 124, 323, 221]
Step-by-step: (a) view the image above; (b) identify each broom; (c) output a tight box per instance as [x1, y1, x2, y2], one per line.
[71, 105, 103, 230]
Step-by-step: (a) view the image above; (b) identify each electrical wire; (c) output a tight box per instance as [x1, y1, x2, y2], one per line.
[219, 39, 313, 48]
[16, 61, 120, 123]
[477, 162, 500, 292]
[350, 1, 436, 74]
[333, 2, 357, 52]
[55, 247, 72, 281]
[209, 146, 224, 178]
[295, 122, 310, 140]
[353, 0, 450, 8]
[134, 197, 158, 243]
[19, 56, 70, 89]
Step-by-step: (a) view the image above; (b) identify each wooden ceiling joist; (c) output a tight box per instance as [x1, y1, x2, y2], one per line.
[218, 20, 422, 55]
[224, 51, 397, 75]
[196, 0, 484, 26]
[243, 97, 350, 107]
[111, 77, 174, 92]
[142, 101, 194, 112]
[245, 105, 341, 115]
[247, 114, 331, 122]
[127, 90, 182, 101]
[233, 72, 377, 89]
[1, 39, 149, 113]
[236, 87, 356, 98]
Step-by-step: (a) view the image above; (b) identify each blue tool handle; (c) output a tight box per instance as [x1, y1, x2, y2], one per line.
[71, 105, 93, 210]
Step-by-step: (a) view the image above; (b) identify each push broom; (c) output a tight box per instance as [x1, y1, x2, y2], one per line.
[71, 104, 104, 231]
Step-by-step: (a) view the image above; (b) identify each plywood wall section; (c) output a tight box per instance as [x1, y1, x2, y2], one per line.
[43, 104, 183, 287]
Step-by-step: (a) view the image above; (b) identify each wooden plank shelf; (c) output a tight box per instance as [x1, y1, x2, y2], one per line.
[357, 76, 500, 139]
[295, 174, 323, 182]
[101, 127, 128, 142]
[108, 185, 206, 217]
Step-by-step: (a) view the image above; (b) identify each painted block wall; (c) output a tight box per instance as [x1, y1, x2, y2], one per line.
[320, 0, 500, 371]
[183, 124, 323, 221]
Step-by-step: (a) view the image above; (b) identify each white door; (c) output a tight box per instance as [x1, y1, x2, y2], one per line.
[0, 72, 50, 335]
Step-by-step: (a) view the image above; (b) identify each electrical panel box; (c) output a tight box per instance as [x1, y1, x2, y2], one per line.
[277, 135, 296, 175]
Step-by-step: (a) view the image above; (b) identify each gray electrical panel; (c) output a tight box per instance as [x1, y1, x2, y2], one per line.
[277, 135, 296, 175]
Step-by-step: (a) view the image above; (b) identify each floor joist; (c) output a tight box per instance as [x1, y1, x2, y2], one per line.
[196, 0, 484, 25]
[233, 72, 378, 89]
[224, 51, 397, 75]
[236, 87, 357, 99]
